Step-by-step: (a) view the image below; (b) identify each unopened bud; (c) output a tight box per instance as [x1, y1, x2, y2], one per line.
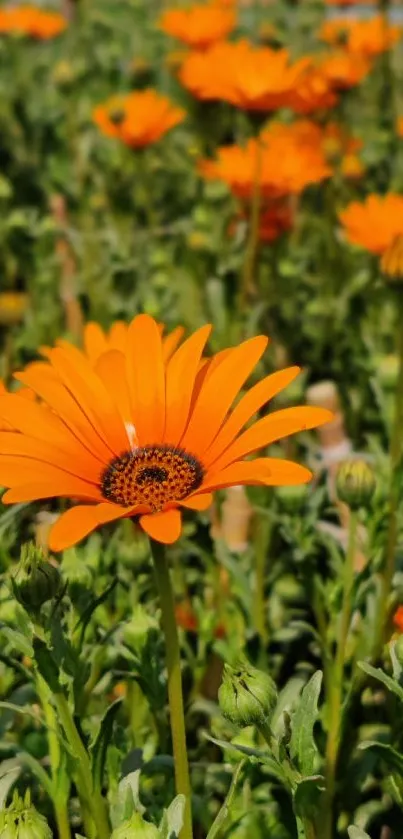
[218, 661, 277, 728]
[0, 791, 52, 839]
[122, 605, 159, 655]
[276, 484, 308, 513]
[12, 544, 61, 611]
[381, 235, 403, 286]
[336, 459, 376, 510]
[111, 812, 159, 839]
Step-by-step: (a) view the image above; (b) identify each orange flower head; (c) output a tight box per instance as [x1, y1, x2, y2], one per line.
[285, 65, 338, 114]
[393, 605, 403, 633]
[0, 314, 332, 550]
[200, 125, 331, 200]
[340, 153, 364, 180]
[339, 194, 403, 256]
[380, 235, 403, 282]
[159, 3, 236, 50]
[179, 40, 313, 111]
[0, 5, 67, 38]
[93, 90, 185, 148]
[320, 16, 402, 58]
[319, 50, 372, 90]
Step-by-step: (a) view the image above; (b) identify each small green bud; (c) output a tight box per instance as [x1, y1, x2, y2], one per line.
[111, 812, 159, 839]
[0, 791, 52, 839]
[218, 661, 278, 728]
[12, 544, 61, 611]
[122, 605, 159, 655]
[275, 484, 308, 513]
[336, 459, 376, 510]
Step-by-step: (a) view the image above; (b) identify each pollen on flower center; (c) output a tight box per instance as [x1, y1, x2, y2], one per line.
[100, 445, 205, 510]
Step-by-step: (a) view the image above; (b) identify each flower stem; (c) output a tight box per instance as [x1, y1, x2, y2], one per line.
[53, 692, 111, 839]
[238, 137, 262, 314]
[322, 510, 358, 839]
[150, 540, 193, 839]
[36, 675, 72, 839]
[253, 517, 271, 647]
[375, 291, 403, 653]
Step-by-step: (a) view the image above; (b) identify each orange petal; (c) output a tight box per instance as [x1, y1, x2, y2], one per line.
[204, 366, 301, 467]
[164, 324, 212, 443]
[109, 321, 128, 353]
[95, 350, 133, 444]
[49, 502, 129, 551]
[2, 474, 103, 503]
[162, 326, 185, 363]
[140, 508, 182, 543]
[181, 336, 269, 455]
[0, 432, 101, 483]
[0, 393, 74, 448]
[210, 406, 332, 472]
[126, 314, 166, 444]
[180, 492, 213, 511]
[83, 322, 108, 364]
[201, 457, 313, 491]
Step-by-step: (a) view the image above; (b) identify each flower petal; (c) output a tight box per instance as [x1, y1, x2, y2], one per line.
[126, 314, 166, 444]
[49, 503, 129, 551]
[83, 322, 108, 364]
[2, 474, 103, 503]
[164, 324, 212, 443]
[209, 406, 332, 472]
[181, 336, 269, 455]
[162, 326, 185, 363]
[180, 492, 213, 511]
[204, 366, 301, 466]
[95, 350, 133, 444]
[140, 508, 182, 543]
[201, 458, 313, 491]
[0, 432, 101, 483]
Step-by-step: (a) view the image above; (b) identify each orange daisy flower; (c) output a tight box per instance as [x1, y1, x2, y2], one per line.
[278, 120, 364, 176]
[93, 90, 185, 148]
[0, 314, 331, 550]
[320, 16, 402, 58]
[200, 126, 331, 199]
[178, 40, 312, 111]
[319, 50, 372, 90]
[159, 3, 236, 50]
[0, 5, 67, 39]
[339, 194, 403, 255]
[285, 65, 338, 115]
[393, 605, 403, 633]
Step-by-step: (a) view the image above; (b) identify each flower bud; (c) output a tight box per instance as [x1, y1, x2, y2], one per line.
[122, 605, 159, 655]
[0, 791, 52, 839]
[12, 543, 61, 611]
[111, 812, 159, 839]
[336, 459, 376, 510]
[275, 484, 308, 513]
[218, 661, 277, 728]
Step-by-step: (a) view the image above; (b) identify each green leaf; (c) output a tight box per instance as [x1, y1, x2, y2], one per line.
[359, 741, 403, 776]
[206, 735, 288, 786]
[0, 625, 33, 658]
[289, 671, 323, 776]
[0, 759, 20, 808]
[159, 794, 186, 839]
[348, 828, 371, 839]
[91, 698, 123, 792]
[358, 661, 403, 703]
[75, 579, 119, 644]
[33, 637, 61, 693]
[293, 775, 325, 819]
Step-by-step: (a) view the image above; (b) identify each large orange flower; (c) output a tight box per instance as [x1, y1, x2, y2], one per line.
[0, 5, 67, 38]
[200, 125, 331, 199]
[319, 50, 372, 89]
[339, 194, 403, 255]
[272, 119, 363, 176]
[0, 315, 331, 549]
[320, 16, 402, 57]
[178, 40, 312, 110]
[93, 90, 185, 148]
[159, 3, 236, 50]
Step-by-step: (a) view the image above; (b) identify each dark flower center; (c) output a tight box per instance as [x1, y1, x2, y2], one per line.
[101, 444, 204, 511]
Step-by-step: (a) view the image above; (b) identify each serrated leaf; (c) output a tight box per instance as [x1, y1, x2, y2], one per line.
[91, 698, 123, 792]
[359, 741, 403, 776]
[159, 794, 186, 839]
[348, 828, 371, 839]
[358, 661, 403, 703]
[293, 775, 325, 819]
[289, 671, 322, 776]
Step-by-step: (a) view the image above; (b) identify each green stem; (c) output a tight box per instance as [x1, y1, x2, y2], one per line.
[206, 761, 245, 839]
[253, 517, 271, 647]
[238, 138, 262, 314]
[375, 291, 403, 653]
[53, 692, 110, 839]
[36, 675, 72, 839]
[322, 511, 358, 839]
[150, 540, 193, 839]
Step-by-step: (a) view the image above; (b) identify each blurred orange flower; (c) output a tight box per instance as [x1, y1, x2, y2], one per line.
[179, 40, 312, 111]
[339, 194, 403, 255]
[230, 200, 294, 243]
[393, 606, 403, 632]
[319, 50, 372, 89]
[280, 120, 364, 177]
[285, 65, 338, 114]
[0, 5, 67, 38]
[398, 117, 403, 137]
[159, 2, 236, 50]
[200, 125, 331, 199]
[320, 16, 402, 57]
[93, 90, 185, 148]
